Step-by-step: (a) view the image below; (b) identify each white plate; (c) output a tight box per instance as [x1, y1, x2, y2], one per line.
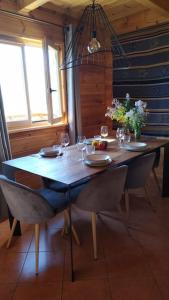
[85, 157, 112, 167]
[123, 142, 148, 152]
[129, 142, 147, 148]
[85, 154, 111, 163]
[40, 151, 60, 157]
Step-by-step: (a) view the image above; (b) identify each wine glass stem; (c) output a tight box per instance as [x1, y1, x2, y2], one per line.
[82, 149, 84, 161]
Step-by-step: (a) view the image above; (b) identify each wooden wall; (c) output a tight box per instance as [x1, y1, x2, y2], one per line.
[9, 125, 67, 158]
[113, 8, 169, 35]
[9, 125, 67, 188]
[79, 53, 113, 137]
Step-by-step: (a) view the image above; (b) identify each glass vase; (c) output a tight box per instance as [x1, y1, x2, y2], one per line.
[134, 127, 141, 140]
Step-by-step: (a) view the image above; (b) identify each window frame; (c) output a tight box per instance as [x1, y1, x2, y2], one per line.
[0, 35, 66, 130]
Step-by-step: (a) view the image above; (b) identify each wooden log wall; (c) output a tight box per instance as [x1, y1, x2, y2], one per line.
[79, 53, 113, 137]
[9, 125, 67, 188]
[113, 8, 169, 35]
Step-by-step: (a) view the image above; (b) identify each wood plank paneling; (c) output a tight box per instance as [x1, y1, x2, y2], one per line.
[9, 125, 67, 188]
[79, 53, 113, 137]
[9, 125, 67, 158]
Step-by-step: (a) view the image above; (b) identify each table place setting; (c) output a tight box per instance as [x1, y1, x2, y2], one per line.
[84, 153, 113, 167]
[39, 146, 63, 157]
[121, 142, 149, 152]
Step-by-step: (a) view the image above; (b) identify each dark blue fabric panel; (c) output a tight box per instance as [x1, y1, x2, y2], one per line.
[114, 64, 169, 82]
[147, 113, 169, 124]
[142, 127, 169, 136]
[113, 22, 169, 136]
[114, 82, 169, 98]
[146, 99, 169, 109]
[117, 31, 169, 54]
[114, 49, 169, 68]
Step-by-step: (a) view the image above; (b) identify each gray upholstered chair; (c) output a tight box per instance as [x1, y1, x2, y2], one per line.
[0, 175, 81, 275]
[73, 165, 128, 259]
[125, 152, 156, 215]
[42, 177, 91, 236]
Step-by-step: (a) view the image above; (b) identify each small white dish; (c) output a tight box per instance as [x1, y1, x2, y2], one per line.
[39, 147, 60, 157]
[123, 142, 148, 152]
[85, 157, 112, 167]
[86, 154, 111, 163]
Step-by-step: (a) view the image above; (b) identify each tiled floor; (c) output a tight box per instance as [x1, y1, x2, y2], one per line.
[1, 174, 169, 299]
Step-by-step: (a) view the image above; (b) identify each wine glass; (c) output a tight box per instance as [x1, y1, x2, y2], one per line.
[100, 126, 108, 138]
[116, 128, 120, 140]
[118, 128, 125, 145]
[77, 136, 86, 161]
[60, 133, 70, 154]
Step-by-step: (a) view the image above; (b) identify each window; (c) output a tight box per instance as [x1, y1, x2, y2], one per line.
[0, 37, 64, 129]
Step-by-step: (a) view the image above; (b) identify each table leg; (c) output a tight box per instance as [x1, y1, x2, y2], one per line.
[2, 164, 21, 236]
[162, 143, 169, 197]
[67, 189, 74, 282]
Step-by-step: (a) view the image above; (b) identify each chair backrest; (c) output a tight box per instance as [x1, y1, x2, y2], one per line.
[74, 165, 128, 213]
[0, 175, 55, 224]
[126, 152, 156, 189]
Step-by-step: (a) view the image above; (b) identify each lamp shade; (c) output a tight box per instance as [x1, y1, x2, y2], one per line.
[60, 1, 127, 70]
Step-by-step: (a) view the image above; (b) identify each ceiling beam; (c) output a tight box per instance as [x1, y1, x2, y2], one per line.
[135, 0, 169, 17]
[17, 0, 50, 13]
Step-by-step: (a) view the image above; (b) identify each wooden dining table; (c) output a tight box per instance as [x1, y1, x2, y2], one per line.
[2, 136, 169, 281]
[2, 136, 169, 193]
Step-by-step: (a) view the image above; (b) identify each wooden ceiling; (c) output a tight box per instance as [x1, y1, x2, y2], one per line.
[0, 0, 168, 31]
[16, 0, 169, 22]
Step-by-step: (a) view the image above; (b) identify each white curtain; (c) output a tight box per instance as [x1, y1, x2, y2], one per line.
[0, 87, 11, 222]
[65, 25, 82, 144]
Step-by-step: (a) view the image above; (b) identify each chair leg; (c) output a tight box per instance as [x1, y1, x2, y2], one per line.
[144, 185, 156, 212]
[152, 169, 161, 193]
[71, 224, 80, 246]
[44, 222, 48, 230]
[63, 210, 69, 235]
[124, 190, 130, 217]
[35, 224, 40, 275]
[64, 210, 80, 245]
[6, 218, 17, 248]
[91, 212, 97, 260]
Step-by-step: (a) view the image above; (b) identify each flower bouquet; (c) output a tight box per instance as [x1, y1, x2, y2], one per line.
[105, 94, 147, 139]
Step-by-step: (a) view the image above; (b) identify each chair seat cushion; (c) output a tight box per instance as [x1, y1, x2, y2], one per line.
[38, 189, 68, 212]
[38, 183, 87, 212]
[42, 177, 91, 193]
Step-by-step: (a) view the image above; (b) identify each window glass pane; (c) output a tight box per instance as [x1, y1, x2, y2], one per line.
[0, 43, 28, 122]
[48, 46, 62, 119]
[24, 45, 48, 122]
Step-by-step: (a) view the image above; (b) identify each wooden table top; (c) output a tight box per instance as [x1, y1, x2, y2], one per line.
[3, 137, 169, 185]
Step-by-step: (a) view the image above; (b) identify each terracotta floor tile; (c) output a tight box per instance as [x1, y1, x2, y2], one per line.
[0, 252, 26, 283]
[64, 219, 105, 261]
[0, 283, 16, 300]
[64, 246, 107, 281]
[29, 226, 65, 253]
[62, 279, 112, 300]
[148, 251, 169, 278]
[13, 283, 62, 300]
[1, 229, 33, 253]
[18, 252, 64, 283]
[0, 222, 34, 254]
[153, 275, 169, 300]
[106, 248, 151, 280]
[1, 170, 169, 299]
[109, 275, 163, 300]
